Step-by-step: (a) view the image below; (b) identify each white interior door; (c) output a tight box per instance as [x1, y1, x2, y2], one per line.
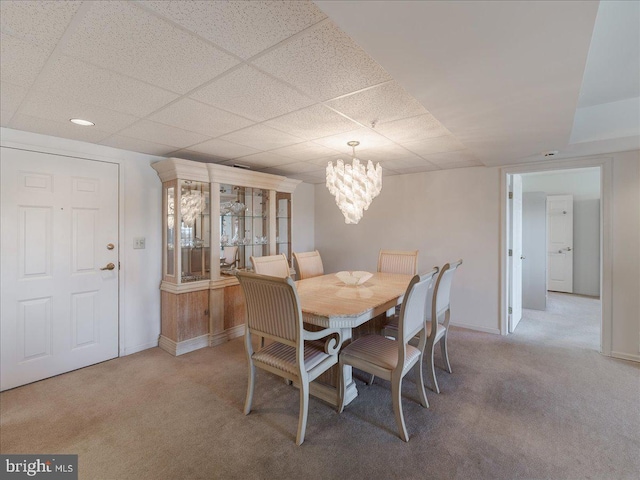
[522, 192, 547, 310]
[508, 174, 523, 332]
[1, 148, 119, 391]
[547, 194, 574, 293]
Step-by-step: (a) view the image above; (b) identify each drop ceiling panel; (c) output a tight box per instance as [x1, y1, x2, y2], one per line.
[0, 81, 28, 119]
[268, 141, 341, 161]
[223, 151, 295, 169]
[218, 124, 304, 150]
[100, 135, 177, 156]
[63, 1, 239, 94]
[0, 111, 12, 128]
[315, 1, 600, 165]
[116, 119, 211, 149]
[327, 81, 427, 126]
[264, 104, 360, 140]
[393, 165, 441, 175]
[167, 149, 228, 164]
[186, 138, 261, 159]
[253, 21, 391, 101]
[141, 0, 327, 59]
[19, 91, 140, 134]
[0, 0, 82, 50]
[356, 143, 426, 163]
[259, 161, 324, 175]
[313, 127, 393, 152]
[9, 113, 112, 143]
[35, 56, 179, 117]
[404, 135, 466, 157]
[420, 150, 481, 168]
[149, 98, 254, 137]
[191, 65, 315, 122]
[306, 153, 346, 168]
[0, 33, 52, 86]
[282, 170, 327, 184]
[374, 155, 435, 170]
[375, 113, 451, 144]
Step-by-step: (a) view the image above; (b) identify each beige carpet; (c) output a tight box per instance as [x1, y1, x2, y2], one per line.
[1, 293, 638, 479]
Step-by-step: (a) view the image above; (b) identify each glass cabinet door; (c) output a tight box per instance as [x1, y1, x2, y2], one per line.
[165, 184, 176, 279]
[220, 184, 268, 271]
[276, 192, 291, 264]
[179, 180, 210, 283]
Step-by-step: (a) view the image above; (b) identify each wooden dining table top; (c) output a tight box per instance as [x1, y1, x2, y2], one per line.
[296, 272, 412, 328]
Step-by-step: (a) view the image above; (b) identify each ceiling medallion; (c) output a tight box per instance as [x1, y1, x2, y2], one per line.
[326, 141, 382, 224]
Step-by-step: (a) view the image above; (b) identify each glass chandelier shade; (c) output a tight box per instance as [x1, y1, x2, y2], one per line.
[167, 189, 205, 229]
[326, 141, 382, 224]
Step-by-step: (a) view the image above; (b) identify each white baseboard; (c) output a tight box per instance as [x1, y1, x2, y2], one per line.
[158, 334, 209, 356]
[450, 322, 501, 335]
[121, 340, 158, 356]
[611, 351, 640, 363]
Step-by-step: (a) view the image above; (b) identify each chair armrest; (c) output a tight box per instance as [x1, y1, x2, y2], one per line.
[302, 328, 343, 355]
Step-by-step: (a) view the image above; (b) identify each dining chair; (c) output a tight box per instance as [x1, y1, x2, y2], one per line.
[251, 253, 290, 277]
[220, 246, 239, 270]
[293, 250, 324, 280]
[370, 249, 419, 385]
[382, 259, 463, 394]
[377, 249, 419, 275]
[237, 271, 342, 445]
[338, 268, 438, 442]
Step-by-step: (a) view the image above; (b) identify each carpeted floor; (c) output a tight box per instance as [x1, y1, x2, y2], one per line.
[1, 293, 638, 479]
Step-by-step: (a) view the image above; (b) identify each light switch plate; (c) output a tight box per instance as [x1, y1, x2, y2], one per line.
[134, 237, 145, 249]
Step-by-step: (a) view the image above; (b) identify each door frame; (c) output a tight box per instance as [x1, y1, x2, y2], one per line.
[1, 140, 124, 356]
[500, 156, 612, 356]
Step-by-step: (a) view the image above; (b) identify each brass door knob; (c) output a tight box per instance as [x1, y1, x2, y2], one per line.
[100, 263, 115, 271]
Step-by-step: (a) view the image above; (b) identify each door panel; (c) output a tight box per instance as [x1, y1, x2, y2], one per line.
[1, 147, 119, 391]
[509, 174, 523, 332]
[522, 192, 547, 310]
[547, 194, 573, 293]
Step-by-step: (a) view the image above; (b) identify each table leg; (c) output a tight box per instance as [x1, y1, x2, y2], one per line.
[309, 327, 358, 408]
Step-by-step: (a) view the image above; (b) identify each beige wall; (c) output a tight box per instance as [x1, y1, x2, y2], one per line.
[315, 166, 501, 333]
[610, 150, 640, 360]
[315, 150, 640, 359]
[292, 182, 315, 255]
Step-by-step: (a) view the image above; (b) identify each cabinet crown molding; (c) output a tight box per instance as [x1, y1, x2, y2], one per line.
[151, 157, 301, 193]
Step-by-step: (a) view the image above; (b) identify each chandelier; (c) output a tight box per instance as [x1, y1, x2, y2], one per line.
[326, 141, 382, 224]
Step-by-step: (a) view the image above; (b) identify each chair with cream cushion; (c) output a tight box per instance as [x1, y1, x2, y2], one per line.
[220, 246, 239, 270]
[237, 271, 342, 445]
[382, 259, 463, 393]
[377, 249, 419, 275]
[293, 250, 324, 280]
[338, 268, 438, 442]
[367, 249, 419, 385]
[251, 253, 290, 277]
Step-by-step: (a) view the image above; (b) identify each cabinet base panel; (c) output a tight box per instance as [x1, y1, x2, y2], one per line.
[158, 334, 209, 356]
[210, 324, 245, 346]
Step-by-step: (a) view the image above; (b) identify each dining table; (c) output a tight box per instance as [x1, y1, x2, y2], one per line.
[295, 271, 413, 407]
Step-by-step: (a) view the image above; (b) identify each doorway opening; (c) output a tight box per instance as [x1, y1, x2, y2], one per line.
[501, 158, 612, 356]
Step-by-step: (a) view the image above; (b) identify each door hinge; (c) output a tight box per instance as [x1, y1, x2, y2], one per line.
[118, 261, 121, 270]
[508, 249, 513, 256]
[508, 192, 513, 199]
[508, 307, 513, 314]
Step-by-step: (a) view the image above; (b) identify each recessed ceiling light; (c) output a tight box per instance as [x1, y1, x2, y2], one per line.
[70, 118, 95, 126]
[543, 150, 559, 157]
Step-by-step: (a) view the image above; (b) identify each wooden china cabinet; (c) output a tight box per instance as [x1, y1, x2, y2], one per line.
[152, 158, 300, 356]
